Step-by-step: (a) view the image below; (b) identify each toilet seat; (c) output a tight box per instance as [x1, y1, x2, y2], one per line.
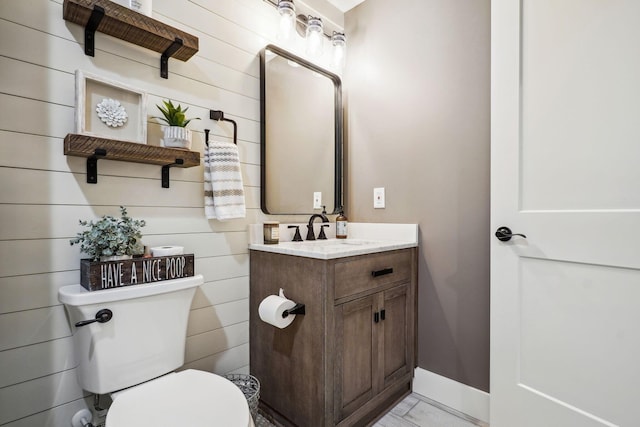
[106, 369, 252, 427]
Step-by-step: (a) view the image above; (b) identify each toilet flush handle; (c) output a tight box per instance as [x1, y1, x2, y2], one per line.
[75, 308, 113, 327]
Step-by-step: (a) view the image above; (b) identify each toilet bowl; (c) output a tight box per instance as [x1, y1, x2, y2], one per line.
[107, 370, 253, 427]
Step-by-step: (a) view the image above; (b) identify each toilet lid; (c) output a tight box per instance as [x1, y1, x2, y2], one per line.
[106, 370, 251, 427]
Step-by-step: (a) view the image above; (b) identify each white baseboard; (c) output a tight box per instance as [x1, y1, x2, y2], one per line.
[413, 367, 490, 424]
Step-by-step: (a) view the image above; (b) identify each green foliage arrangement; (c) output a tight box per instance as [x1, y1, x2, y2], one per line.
[154, 99, 200, 127]
[69, 206, 146, 261]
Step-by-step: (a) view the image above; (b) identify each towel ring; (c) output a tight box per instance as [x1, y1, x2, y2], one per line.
[206, 110, 237, 147]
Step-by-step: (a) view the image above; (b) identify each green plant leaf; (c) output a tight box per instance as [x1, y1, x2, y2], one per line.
[69, 206, 146, 260]
[154, 99, 200, 127]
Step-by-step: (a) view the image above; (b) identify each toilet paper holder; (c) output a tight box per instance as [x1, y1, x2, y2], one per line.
[282, 303, 305, 318]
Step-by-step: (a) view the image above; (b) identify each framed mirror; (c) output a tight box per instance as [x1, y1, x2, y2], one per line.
[260, 44, 343, 215]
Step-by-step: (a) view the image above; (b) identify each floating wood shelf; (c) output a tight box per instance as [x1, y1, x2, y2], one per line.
[63, 0, 199, 78]
[64, 133, 200, 187]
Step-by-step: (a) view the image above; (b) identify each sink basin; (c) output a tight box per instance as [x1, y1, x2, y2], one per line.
[340, 239, 376, 246]
[293, 239, 375, 247]
[286, 239, 378, 250]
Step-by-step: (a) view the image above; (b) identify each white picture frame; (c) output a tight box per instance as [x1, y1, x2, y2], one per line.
[75, 70, 147, 144]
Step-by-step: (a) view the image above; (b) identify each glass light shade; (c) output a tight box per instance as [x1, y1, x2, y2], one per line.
[277, 1, 295, 40]
[305, 16, 324, 57]
[331, 32, 346, 71]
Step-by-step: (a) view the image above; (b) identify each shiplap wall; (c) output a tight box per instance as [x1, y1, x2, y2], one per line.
[0, 0, 342, 425]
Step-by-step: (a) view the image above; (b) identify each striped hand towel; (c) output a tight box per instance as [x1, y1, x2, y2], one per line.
[204, 141, 246, 220]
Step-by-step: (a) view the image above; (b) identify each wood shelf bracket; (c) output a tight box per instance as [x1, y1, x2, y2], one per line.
[84, 5, 105, 56]
[161, 158, 184, 188]
[87, 148, 107, 184]
[160, 37, 184, 79]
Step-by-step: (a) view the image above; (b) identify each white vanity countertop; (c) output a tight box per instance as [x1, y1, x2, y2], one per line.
[248, 223, 418, 260]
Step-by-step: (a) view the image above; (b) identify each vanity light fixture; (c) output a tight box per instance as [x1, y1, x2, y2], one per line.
[305, 16, 324, 57]
[277, 0, 296, 40]
[265, 0, 347, 66]
[331, 31, 346, 71]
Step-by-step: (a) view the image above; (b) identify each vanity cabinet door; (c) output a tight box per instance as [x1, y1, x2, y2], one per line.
[334, 282, 411, 424]
[381, 283, 411, 389]
[334, 294, 378, 423]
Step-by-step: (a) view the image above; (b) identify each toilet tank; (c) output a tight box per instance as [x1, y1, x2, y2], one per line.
[58, 275, 204, 394]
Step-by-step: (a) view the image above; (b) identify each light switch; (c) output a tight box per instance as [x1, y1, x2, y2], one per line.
[374, 187, 385, 208]
[313, 192, 322, 209]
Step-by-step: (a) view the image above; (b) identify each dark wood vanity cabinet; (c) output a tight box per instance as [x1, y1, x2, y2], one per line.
[250, 247, 417, 427]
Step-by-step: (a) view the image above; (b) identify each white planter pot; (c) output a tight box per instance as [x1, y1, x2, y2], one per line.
[162, 126, 192, 150]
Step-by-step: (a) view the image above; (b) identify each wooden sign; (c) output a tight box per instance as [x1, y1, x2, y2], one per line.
[80, 254, 194, 291]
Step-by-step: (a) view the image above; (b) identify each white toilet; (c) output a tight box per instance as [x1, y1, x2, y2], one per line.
[58, 274, 253, 427]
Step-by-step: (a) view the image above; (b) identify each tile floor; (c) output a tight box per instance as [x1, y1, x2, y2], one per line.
[374, 393, 488, 427]
[255, 392, 489, 427]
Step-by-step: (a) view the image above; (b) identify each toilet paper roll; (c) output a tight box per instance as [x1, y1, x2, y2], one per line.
[258, 292, 297, 329]
[150, 246, 184, 257]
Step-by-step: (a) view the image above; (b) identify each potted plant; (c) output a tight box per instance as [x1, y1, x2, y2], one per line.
[70, 206, 146, 261]
[154, 99, 200, 149]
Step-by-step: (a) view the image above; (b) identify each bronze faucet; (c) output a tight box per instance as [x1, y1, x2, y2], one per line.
[306, 213, 329, 240]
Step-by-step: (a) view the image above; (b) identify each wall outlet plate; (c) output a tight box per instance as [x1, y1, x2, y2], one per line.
[314, 192, 322, 209]
[374, 187, 385, 208]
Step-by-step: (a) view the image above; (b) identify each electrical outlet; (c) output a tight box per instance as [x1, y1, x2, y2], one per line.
[374, 187, 385, 208]
[313, 192, 322, 209]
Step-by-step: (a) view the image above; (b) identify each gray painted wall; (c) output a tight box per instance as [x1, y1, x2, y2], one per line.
[344, 0, 491, 392]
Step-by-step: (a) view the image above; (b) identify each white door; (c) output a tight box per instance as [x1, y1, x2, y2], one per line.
[491, 1, 640, 426]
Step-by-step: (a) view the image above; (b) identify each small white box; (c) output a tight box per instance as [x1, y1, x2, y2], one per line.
[150, 246, 184, 257]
